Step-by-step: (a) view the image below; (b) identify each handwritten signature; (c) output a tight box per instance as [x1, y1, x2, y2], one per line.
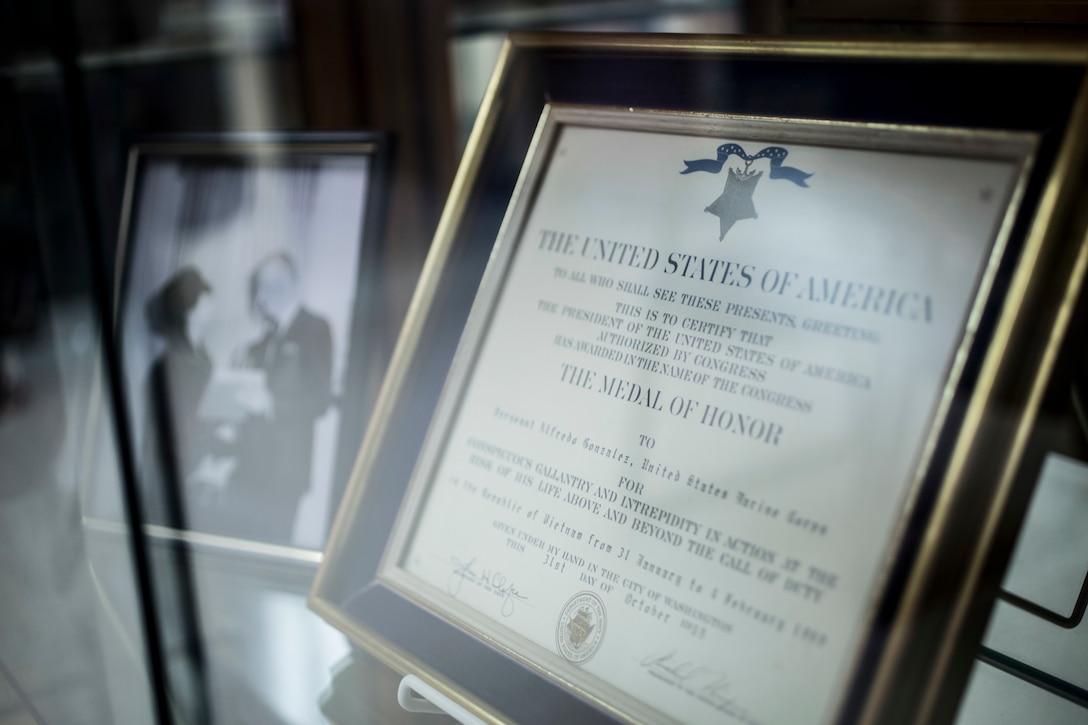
[448, 556, 476, 597]
[639, 652, 758, 723]
[447, 557, 530, 617]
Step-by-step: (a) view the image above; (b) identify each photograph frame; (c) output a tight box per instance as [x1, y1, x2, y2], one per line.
[311, 35, 1088, 725]
[90, 131, 393, 571]
[957, 275, 1088, 720]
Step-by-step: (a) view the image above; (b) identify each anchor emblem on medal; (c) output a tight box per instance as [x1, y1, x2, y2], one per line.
[681, 142, 812, 241]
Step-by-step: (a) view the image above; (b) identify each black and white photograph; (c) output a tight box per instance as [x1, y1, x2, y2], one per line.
[114, 136, 387, 552]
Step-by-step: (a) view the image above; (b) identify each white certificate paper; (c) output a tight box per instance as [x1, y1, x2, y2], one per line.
[384, 107, 1029, 724]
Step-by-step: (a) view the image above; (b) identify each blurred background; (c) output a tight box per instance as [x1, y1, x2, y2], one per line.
[2, 1, 1087, 723]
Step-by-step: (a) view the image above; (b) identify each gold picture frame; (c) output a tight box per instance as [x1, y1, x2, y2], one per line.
[311, 35, 1088, 725]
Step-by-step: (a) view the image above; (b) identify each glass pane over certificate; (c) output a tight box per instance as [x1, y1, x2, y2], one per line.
[382, 106, 1032, 724]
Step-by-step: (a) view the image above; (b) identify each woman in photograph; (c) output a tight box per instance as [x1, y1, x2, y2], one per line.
[144, 266, 231, 527]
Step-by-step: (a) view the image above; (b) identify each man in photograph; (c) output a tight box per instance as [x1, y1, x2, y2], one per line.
[228, 251, 333, 545]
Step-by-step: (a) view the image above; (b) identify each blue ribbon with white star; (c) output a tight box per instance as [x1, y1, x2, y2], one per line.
[680, 143, 812, 187]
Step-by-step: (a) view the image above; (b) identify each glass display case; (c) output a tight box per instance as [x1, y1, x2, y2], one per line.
[2, 2, 1087, 724]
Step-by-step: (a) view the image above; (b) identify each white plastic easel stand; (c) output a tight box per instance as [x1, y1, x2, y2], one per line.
[397, 675, 487, 724]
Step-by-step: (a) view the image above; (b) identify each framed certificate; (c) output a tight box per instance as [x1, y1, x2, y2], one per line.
[86, 133, 392, 565]
[311, 36, 1088, 724]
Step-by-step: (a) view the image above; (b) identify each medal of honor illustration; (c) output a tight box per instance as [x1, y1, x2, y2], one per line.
[681, 142, 812, 240]
[556, 591, 606, 664]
